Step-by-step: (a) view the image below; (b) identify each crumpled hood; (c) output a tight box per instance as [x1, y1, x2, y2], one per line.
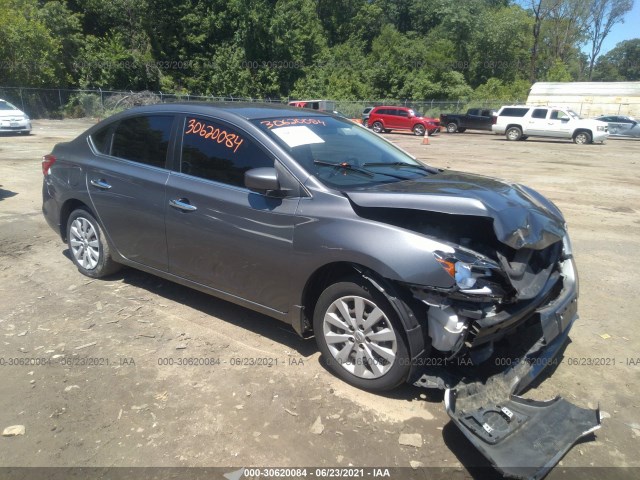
[344, 170, 566, 250]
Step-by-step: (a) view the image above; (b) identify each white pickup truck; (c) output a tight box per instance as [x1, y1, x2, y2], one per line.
[492, 105, 609, 144]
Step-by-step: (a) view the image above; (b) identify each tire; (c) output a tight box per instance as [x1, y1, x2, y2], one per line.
[573, 131, 592, 145]
[371, 121, 384, 133]
[67, 208, 121, 278]
[313, 276, 411, 391]
[506, 126, 522, 141]
[363, 120, 368, 127]
[446, 122, 458, 133]
[457, 127, 466, 133]
[412, 124, 426, 136]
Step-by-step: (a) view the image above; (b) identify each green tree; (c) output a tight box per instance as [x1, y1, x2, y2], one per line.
[0, 0, 62, 86]
[586, 0, 634, 79]
[593, 38, 640, 80]
[468, 5, 533, 86]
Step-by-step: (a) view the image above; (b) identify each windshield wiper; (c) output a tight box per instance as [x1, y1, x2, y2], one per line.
[362, 161, 437, 174]
[313, 160, 375, 177]
[313, 160, 419, 181]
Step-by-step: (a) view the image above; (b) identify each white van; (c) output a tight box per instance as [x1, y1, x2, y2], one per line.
[492, 105, 608, 144]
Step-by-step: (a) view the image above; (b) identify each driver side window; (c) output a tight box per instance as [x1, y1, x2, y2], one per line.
[180, 117, 273, 187]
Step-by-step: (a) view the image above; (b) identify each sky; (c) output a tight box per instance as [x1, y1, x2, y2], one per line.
[586, 0, 640, 56]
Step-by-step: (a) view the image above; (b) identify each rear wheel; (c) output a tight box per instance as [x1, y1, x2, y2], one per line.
[67, 208, 121, 278]
[371, 121, 384, 133]
[573, 131, 592, 145]
[506, 126, 522, 141]
[446, 122, 458, 133]
[313, 276, 410, 391]
[413, 124, 426, 136]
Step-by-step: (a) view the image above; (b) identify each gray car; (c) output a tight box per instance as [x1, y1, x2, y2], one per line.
[595, 115, 640, 137]
[42, 102, 577, 390]
[42, 103, 599, 476]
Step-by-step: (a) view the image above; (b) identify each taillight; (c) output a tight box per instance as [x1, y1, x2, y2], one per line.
[491, 115, 497, 125]
[42, 154, 56, 175]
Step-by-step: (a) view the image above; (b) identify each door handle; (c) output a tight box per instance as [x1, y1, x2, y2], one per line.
[90, 179, 112, 190]
[169, 198, 197, 212]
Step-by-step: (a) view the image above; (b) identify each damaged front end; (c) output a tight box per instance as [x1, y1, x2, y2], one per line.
[346, 174, 600, 479]
[409, 224, 575, 381]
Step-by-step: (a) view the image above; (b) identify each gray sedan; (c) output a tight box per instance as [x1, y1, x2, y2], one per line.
[595, 115, 640, 137]
[41, 103, 599, 476]
[41, 102, 576, 391]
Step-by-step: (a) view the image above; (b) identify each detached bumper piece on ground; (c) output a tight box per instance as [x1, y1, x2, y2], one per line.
[417, 312, 601, 480]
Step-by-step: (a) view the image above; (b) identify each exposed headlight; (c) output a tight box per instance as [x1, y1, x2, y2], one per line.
[434, 252, 498, 291]
[597, 126, 606, 131]
[454, 262, 476, 289]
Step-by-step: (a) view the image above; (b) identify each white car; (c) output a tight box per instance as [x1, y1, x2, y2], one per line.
[0, 99, 31, 135]
[492, 105, 608, 144]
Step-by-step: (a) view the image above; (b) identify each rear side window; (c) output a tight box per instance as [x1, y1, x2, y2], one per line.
[111, 115, 173, 168]
[180, 116, 273, 188]
[91, 126, 112, 154]
[532, 109, 548, 119]
[500, 108, 529, 117]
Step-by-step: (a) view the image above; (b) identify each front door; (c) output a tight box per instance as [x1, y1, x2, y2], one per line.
[546, 109, 574, 139]
[165, 115, 301, 312]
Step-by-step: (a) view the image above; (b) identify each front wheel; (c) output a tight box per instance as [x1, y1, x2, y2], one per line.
[67, 208, 121, 278]
[371, 121, 384, 133]
[313, 276, 410, 391]
[412, 124, 425, 136]
[573, 131, 592, 144]
[506, 126, 522, 141]
[446, 122, 458, 133]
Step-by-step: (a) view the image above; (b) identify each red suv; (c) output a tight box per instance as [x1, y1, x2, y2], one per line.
[367, 106, 440, 136]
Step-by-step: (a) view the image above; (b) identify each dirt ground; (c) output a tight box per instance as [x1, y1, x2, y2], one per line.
[0, 119, 639, 478]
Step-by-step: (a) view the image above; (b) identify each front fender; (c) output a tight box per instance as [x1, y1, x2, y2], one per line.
[291, 193, 456, 290]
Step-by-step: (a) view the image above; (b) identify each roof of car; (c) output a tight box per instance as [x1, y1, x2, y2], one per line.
[372, 106, 410, 109]
[114, 102, 329, 120]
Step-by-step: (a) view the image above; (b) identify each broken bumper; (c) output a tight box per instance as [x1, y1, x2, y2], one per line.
[416, 257, 602, 478]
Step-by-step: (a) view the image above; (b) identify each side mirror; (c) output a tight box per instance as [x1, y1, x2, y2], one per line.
[245, 167, 281, 195]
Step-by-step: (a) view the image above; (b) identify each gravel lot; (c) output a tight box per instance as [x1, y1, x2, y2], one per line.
[1, 119, 639, 478]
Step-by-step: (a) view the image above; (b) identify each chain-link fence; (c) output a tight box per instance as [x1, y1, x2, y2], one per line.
[0, 87, 288, 119]
[0, 86, 519, 120]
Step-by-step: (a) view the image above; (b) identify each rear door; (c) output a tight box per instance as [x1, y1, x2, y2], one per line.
[526, 108, 549, 136]
[381, 109, 399, 130]
[395, 108, 411, 130]
[164, 115, 301, 312]
[86, 114, 174, 271]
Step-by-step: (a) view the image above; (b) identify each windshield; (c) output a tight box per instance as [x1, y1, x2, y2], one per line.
[253, 116, 435, 189]
[0, 100, 19, 111]
[568, 109, 581, 119]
